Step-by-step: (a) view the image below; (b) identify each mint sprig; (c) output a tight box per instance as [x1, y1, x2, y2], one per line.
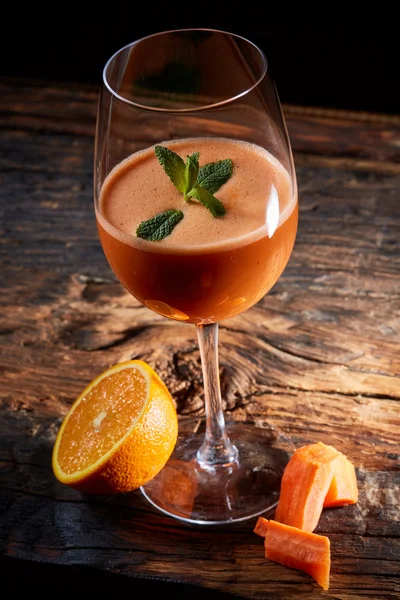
[155, 145, 232, 215]
[136, 145, 233, 241]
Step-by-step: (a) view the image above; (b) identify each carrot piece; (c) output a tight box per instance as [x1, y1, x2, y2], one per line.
[254, 516, 269, 537]
[264, 519, 331, 591]
[274, 442, 342, 532]
[324, 454, 358, 508]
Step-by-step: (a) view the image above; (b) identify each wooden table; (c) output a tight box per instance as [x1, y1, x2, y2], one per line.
[1, 79, 399, 599]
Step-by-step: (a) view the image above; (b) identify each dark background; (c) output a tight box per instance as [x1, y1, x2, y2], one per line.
[3, 10, 399, 114]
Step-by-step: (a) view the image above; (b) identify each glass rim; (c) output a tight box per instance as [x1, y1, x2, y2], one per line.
[102, 28, 268, 113]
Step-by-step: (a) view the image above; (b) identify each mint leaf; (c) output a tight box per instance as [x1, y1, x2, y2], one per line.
[136, 209, 184, 241]
[197, 158, 233, 194]
[184, 152, 200, 198]
[155, 145, 186, 193]
[188, 185, 226, 217]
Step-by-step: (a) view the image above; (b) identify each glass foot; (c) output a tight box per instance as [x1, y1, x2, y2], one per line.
[141, 418, 294, 525]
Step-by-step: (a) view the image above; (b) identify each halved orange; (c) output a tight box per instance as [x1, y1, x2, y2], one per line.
[52, 360, 178, 494]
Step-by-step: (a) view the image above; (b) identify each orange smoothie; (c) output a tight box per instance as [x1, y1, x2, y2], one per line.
[96, 137, 298, 324]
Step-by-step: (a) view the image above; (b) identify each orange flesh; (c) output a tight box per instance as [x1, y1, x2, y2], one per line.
[265, 519, 331, 590]
[324, 454, 359, 507]
[274, 442, 342, 532]
[57, 369, 147, 474]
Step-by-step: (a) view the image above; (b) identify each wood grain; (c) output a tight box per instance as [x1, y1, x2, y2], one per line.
[1, 78, 399, 599]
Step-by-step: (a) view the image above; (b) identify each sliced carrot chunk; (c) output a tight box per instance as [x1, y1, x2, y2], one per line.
[264, 519, 331, 590]
[324, 454, 358, 508]
[274, 442, 342, 532]
[254, 516, 269, 537]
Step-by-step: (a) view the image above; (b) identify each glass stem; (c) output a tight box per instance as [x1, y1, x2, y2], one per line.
[196, 322, 238, 467]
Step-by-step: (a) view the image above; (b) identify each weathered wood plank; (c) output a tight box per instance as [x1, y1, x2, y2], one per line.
[1, 78, 399, 599]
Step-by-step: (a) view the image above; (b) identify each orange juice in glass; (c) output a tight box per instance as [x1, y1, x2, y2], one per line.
[94, 29, 298, 525]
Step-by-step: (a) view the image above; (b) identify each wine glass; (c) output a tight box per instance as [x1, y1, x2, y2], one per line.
[94, 28, 298, 525]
